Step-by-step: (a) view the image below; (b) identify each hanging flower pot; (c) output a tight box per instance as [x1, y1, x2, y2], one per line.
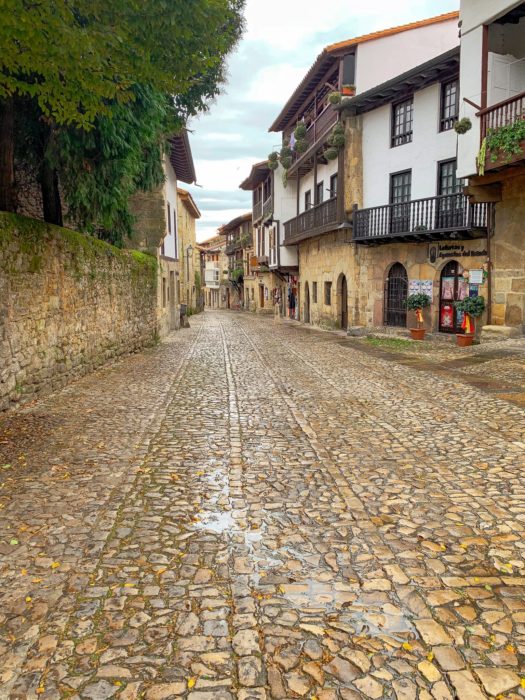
[268, 160, 279, 170]
[342, 85, 356, 96]
[328, 91, 342, 105]
[268, 151, 279, 162]
[295, 138, 308, 154]
[454, 117, 472, 135]
[324, 147, 338, 161]
[294, 123, 307, 139]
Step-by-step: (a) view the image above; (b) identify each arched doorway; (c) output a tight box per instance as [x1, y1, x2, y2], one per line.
[304, 282, 310, 323]
[439, 260, 468, 333]
[337, 274, 348, 329]
[384, 263, 408, 327]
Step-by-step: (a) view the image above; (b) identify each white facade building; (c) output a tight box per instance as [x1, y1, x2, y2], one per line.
[457, 1, 525, 178]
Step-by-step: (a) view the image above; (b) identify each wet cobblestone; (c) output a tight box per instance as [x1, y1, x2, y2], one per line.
[0, 311, 524, 699]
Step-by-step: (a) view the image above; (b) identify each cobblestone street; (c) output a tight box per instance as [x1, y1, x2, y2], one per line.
[1, 310, 525, 700]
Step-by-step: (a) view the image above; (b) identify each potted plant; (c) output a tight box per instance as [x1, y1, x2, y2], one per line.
[323, 146, 338, 161]
[454, 295, 486, 347]
[295, 138, 308, 154]
[454, 117, 472, 135]
[406, 293, 431, 340]
[342, 84, 356, 97]
[294, 123, 307, 139]
[328, 91, 342, 105]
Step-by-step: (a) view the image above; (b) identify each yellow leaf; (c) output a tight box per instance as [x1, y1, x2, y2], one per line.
[506, 644, 516, 653]
[402, 642, 413, 651]
[20, 568, 27, 576]
[196, 471, 204, 476]
[51, 562, 60, 569]
[114, 681, 122, 687]
[520, 678, 525, 689]
[427, 652, 434, 661]
[187, 677, 196, 689]
[25, 596, 32, 603]
[36, 686, 45, 695]
[278, 585, 285, 594]
[124, 583, 135, 588]
[32, 578, 42, 584]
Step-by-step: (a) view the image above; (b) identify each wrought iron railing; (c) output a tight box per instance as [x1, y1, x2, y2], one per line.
[353, 194, 488, 242]
[284, 197, 339, 243]
[479, 91, 525, 140]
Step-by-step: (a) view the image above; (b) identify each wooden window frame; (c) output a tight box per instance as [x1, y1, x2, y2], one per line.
[391, 97, 413, 148]
[312, 281, 318, 304]
[324, 281, 332, 306]
[440, 79, 459, 132]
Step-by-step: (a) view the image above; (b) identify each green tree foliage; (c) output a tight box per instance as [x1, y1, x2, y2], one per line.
[0, 0, 245, 222]
[0, 0, 245, 127]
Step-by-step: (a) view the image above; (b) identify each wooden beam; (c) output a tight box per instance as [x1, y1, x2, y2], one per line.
[464, 183, 502, 203]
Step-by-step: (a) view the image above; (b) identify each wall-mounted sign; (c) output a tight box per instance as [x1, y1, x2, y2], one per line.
[469, 269, 484, 285]
[428, 243, 488, 263]
[409, 279, 433, 297]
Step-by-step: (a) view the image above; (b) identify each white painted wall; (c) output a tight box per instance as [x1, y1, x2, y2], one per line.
[272, 165, 298, 269]
[356, 20, 459, 95]
[362, 83, 458, 207]
[298, 159, 339, 213]
[458, 1, 525, 178]
[162, 157, 179, 259]
[460, 0, 522, 35]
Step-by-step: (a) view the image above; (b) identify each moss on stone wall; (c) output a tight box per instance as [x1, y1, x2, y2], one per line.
[0, 213, 159, 412]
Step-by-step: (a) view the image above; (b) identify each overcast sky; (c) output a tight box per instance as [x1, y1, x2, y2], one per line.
[186, 0, 459, 242]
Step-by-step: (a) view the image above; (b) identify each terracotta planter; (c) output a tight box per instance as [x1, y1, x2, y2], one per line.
[456, 333, 474, 347]
[342, 86, 356, 97]
[409, 328, 426, 341]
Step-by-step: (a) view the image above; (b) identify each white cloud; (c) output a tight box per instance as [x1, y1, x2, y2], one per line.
[246, 64, 308, 104]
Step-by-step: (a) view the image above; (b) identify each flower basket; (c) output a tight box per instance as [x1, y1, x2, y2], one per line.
[342, 85, 356, 96]
[324, 147, 338, 161]
[454, 117, 472, 135]
[328, 91, 342, 105]
[294, 123, 307, 139]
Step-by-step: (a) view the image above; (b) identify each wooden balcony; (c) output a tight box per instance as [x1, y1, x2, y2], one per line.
[253, 199, 263, 223]
[262, 195, 273, 220]
[288, 107, 338, 178]
[284, 197, 341, 245]
[478, 91, 525, 171]
[353, 194, 488, 245]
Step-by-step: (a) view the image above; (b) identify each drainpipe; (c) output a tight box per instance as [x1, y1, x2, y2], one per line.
[486, 203, 495, 325]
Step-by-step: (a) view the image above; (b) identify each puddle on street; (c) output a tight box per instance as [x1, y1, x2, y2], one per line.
[193, 509, 235, 534]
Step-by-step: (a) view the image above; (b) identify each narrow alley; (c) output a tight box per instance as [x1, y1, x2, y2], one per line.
[1, 311, 524, 700]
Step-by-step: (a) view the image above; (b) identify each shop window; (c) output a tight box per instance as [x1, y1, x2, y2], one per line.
[391, 98, 413, 147]
[324, 281, 332, 306]
[440, 79, 459, 132]
[312, 281, 318, 303]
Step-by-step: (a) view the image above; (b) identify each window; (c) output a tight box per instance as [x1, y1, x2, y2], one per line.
[438, 159, 463, 196]
[304, 190, 312, 210]
[392, 98, 413, 147]
[312, 281, 318, 303]
[167, 203, 171, 233]
[162, 277, 167, 308]
[440, 79, 459, 132]
[173, 209, 178, 259]
[390, 171, 411, 234]
[160, 241, 165, 256]
[316, 181, 324, 205]
[324, 281, 332, 306]
[330, 174, 338, 199]
[437, 159, 465, 228]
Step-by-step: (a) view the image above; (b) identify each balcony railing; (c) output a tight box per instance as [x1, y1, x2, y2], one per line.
[479, 91, 525, 140]
[304, 106, 338, 149]
[284, 197, 340, 245]
[353, 194, 488, 243]
[253, 199, 263, 222]
[262, 195, 273, 220]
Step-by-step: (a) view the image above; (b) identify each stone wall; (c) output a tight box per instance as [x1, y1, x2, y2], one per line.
[0, 213, 158, 412]
[492, 173, 525, 330]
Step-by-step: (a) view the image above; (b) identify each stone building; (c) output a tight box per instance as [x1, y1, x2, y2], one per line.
[130, 131, 199, 336]
[338, 47, 492, 335]
[269, 13, 460, 330]
[177, 187, 202, 313]
[458, 0, 525, 336]
[240, 161, 299, 317]
[219, 213, 253, 309]
[201, 235, 229, 309]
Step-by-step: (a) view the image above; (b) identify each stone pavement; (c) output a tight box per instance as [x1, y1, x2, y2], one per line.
[0, 310, 524, 700]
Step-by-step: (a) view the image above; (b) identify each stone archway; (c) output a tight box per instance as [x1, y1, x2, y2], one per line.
[384, 262, 408, 327]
